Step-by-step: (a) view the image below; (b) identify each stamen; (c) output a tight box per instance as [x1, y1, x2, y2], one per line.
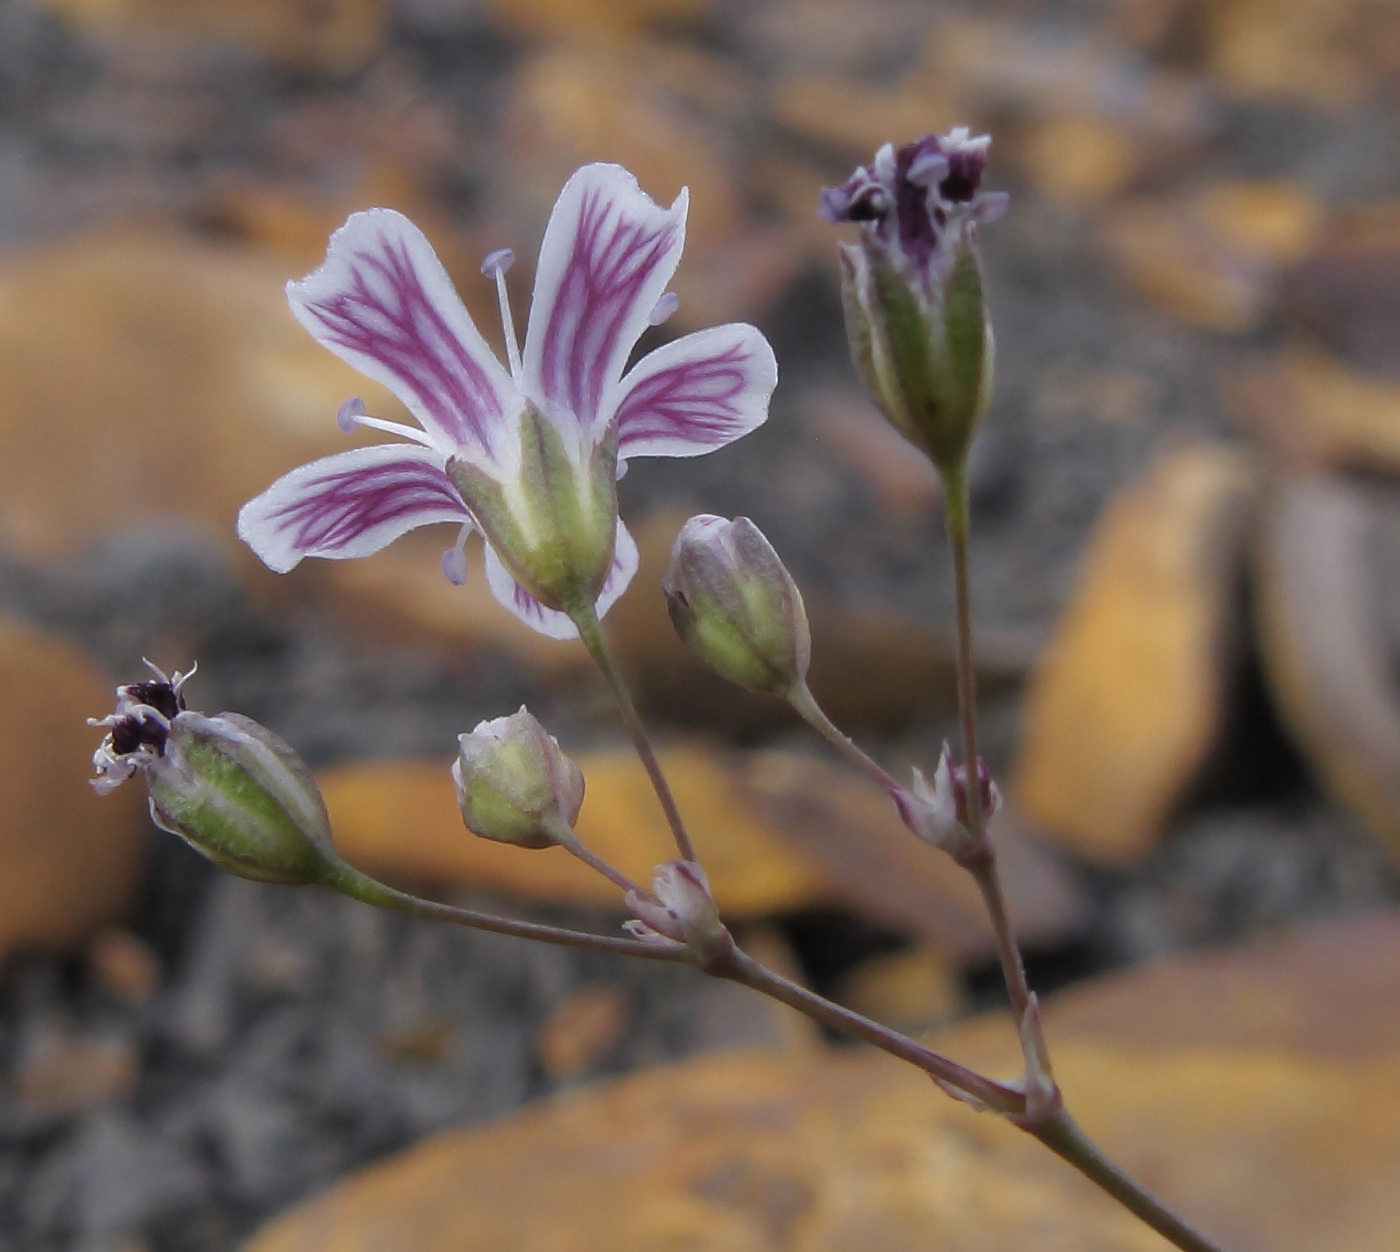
[335, 398, 435, 448]
[441, 523, 473, 586]
[648, 292, 679, 326]
[482, 247, 523, 383]
[337, 396, 367, 434]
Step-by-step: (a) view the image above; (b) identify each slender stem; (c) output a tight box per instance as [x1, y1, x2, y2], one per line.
[717, 946, 1024, 1114]
[571, 603, 697, 863]
[942, 466, 1037, 1033]
[789, 682, 903, 795]
[1032, 1112, 1231, 1252]
[323, 858, 692, 964]
[551, 823, 649, 898]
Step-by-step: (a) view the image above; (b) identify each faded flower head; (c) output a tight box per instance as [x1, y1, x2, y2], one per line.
[820, 129, 1006, 473]
[90, 664, 337, 885]
[894, 741, 1003, 861]
[452, 707, 584, 849]
[624, 860, 726, 952]
[663, 514, 810, 697]
[239, 164, 778, 639]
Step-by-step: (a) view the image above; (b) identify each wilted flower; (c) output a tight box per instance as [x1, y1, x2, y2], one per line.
[893, 741, 1002, 861]
[663, 514, 810, 697]
[624, 860, 726, 953]
[452, 708, 584, 849]
[820, 129, 1006, 473]
[239, 164, 778, 638]
[90, 664, 337, 885]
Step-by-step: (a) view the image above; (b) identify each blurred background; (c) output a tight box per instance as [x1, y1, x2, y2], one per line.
[2, 0, 1400, 1248]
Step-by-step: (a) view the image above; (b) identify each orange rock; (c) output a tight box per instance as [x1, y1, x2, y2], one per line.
[247, 913, 1400, 1252]
[1225, 345, 1400, 476]
[0, 226, 399, 563]
[1014, 444, 1259, 863]
[0, 616, 146, 960]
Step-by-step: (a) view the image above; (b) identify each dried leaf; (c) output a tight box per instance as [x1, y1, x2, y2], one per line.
[536, 984, 633, 1080]
[1016, 115, 1139, 208]
[834, 942, 963, 1035]
[1254, 474, 1400, 857]
[0, 616, 146, 960]
[1014, 443, 1259, 863]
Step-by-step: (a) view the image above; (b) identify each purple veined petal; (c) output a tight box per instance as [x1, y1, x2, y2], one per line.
[609, 323, 778, 460]
[288, 209, 517, 461]
[237, 443, 472, 572]
[482, 520, 640, 640]
[524, 164, 687, 433]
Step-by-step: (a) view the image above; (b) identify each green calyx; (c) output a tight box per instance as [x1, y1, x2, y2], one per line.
[146, 713, 337, 886]
[840, 233, 994, 476]
[448, 402, 619, 619]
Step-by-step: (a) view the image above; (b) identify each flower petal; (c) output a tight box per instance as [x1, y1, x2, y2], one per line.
[524, 164, 687, 431]
[482, 520, 640, 639]
[238, 444, 471, 572]
[610, 323, 778, 460]
[288, 209, 516, 460]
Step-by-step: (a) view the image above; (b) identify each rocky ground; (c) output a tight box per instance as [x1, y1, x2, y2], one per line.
[1, 0, 1399, 1248]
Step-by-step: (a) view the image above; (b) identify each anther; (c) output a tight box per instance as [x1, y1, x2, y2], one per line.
[337, 396, 367, 434]
[441, 523, 472, 586]
[648, 292, 679, 326]
[482, 248, 523, 382]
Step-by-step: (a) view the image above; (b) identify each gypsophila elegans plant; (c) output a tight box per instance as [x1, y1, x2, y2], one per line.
[91, 148, 1232, 1252]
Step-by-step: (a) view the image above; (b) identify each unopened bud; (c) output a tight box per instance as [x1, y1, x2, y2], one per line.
[663, 515, 810, 696]
[624, 861, 726, 953]
[821, 129, 1006, 474]
[90, 665, 337, 885]
[452, 708, 584, 849]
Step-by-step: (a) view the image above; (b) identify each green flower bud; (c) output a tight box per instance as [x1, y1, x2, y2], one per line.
[452, 707, 584, 848]
[662, 515, 810, 697]
[448, 402, 619, 620]
[90, 666, 337, 885]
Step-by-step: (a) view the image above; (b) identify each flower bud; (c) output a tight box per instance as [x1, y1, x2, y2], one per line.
[90, 666, 338, 885]
[820, 129, 1007, 474]
[663, 515, 810, 697]
[448, 403, 619, 619]
[624, 860, 726, 952]
[452, 707, 584, 849]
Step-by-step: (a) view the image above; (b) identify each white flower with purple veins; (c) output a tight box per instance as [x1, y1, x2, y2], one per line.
[238, 164, 779, 639]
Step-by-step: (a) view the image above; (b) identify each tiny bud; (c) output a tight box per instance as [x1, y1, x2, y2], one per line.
[452, 708, 584, 849]
[90, 665, 338, 885]
[624, 861, 726, 952]
[662, 515, 810, 697]
[893, 742, 1000, 862]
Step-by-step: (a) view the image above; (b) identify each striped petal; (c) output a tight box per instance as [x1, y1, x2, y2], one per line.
[524, 165, 687, 433]
[483, 521, 640, 639]
[288, 210, 517, 461]
[238, 444, 470, 572]
[610, 323, 777, 460]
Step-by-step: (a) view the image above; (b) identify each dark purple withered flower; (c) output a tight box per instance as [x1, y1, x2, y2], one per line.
[239, 165, 778, 640]
[818, 129, 1007, 474]
[819, 129, 1007, 293]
